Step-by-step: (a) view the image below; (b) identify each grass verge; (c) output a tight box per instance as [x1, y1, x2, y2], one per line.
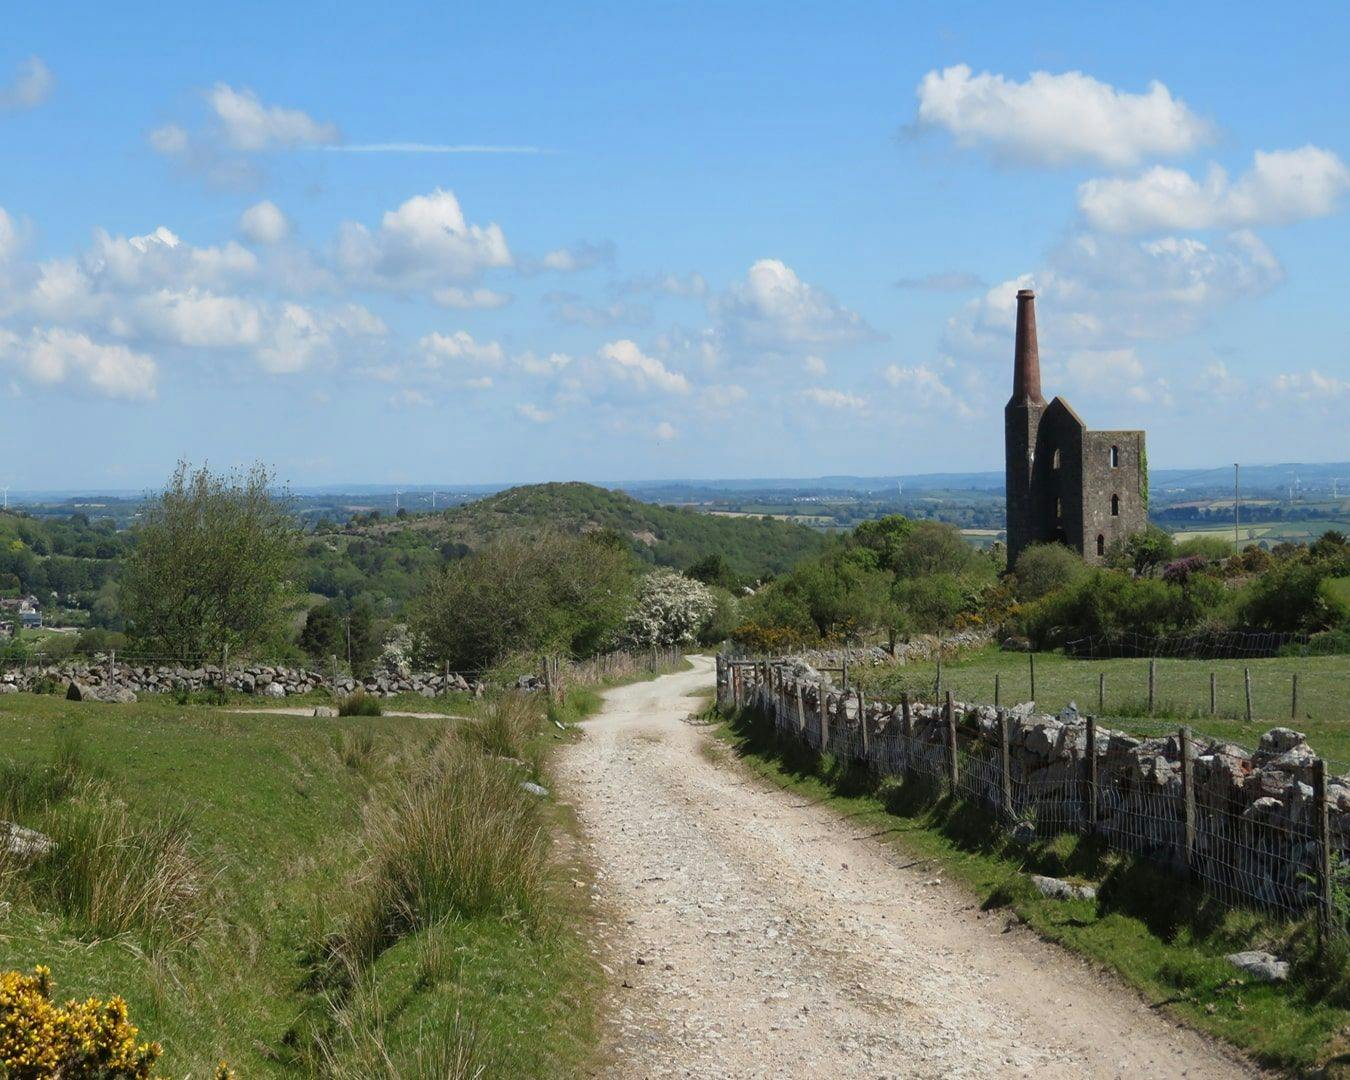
[710, 702, 1350, 1076]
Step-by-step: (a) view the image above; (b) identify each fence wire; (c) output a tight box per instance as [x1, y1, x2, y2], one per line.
[718, 656, 1341, 940]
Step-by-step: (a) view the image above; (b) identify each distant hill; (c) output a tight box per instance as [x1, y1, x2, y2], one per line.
[353, 482, 829, 581]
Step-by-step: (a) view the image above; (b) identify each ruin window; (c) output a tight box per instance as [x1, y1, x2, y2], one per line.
[1110, 445, 1120, 468]
[1111, 494, 1120, 516]
[1055, 497, 1062, 519]
[1052, 448, 1061, 470]
[1096, 534, 1105, 557]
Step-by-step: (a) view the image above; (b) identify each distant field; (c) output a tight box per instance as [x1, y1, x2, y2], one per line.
[854, 647, 1350, 764]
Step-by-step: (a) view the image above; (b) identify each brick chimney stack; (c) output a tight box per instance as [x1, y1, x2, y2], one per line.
[1010, 288, 1045, 406]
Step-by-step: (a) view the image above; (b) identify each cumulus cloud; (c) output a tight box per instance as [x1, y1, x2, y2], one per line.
[206, 84, 340, 151]
[336, 188, 511, 290]
[517, 402, 552, 423]
[712, 259, 875, 350]
[537, 239, 615, 273]
[881, 364, 972, 416]
[1078, 146, 1350, 233]
[652, 420, 678, 440]
[432, 285, 511, 309]
[389, 388, 433, 408]
[915, 65, 1210, 169]
[0, 56, 54, 111]
[801, 386, 866, 410]
[802, 355, 827, 375]
[239, 200, 291, 244]
[943, 230, 1283, 362]
[0, 208, 19, 263]
[598, 339, 690, 394]
[2, 328, 157, 400]
[126, 288, 264, 348]
[1057, 348, 1174, 407]
[1272, 369, 1350, 399]
[253, 302, 386, 374]
[420, 330, 505, 367]
[701, 383, 748, 410]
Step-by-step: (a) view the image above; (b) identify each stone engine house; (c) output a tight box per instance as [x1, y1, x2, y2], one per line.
[1004, 289, 1147, 567]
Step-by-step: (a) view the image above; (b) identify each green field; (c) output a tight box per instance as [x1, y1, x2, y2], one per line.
[0, 687, 607, 1077]
[854, 647, 1350, 763]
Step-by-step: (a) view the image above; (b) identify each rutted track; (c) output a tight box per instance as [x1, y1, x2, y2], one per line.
[557, 656, 1257, 1079]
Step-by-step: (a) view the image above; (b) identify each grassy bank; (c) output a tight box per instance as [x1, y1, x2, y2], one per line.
[711, 702, 1350, 1075]
[853, 646, 1350, 761]
[0, 683, 606, 1076]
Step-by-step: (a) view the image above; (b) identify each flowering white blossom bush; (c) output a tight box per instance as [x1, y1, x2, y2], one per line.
[623, 569, 717, 648]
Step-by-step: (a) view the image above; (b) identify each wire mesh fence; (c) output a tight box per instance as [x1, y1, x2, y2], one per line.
[717, 655, 1345, 947]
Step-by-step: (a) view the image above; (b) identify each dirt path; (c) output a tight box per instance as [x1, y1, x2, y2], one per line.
[556, 656, 1258, 1079]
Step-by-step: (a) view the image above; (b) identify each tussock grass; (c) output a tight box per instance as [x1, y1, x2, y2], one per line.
[321, 727, 549, 978]
[463, 692, 541, 761]
[336, 727, 378, 774]
[338, 690, 383, 717]
[27, 800, 205, 947]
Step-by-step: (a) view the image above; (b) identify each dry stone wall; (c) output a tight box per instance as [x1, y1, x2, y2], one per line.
[718, 655, 1343, 929]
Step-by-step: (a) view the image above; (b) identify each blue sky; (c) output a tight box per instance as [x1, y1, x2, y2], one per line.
[2, 2, 1347, 490]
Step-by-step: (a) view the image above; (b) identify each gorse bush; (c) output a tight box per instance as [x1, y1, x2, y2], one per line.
[0, 966, 161, 1078]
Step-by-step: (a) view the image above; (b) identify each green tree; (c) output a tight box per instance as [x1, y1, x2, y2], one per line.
[120, 462, 299, 660]
[300, 599, 381, 674]
[412, 532, 636, 670]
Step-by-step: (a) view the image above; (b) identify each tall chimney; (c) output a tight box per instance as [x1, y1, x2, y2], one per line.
[1011, 288, 1045, 405]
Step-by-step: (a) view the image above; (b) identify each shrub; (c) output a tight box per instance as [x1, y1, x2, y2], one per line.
[1013, 543, 1087, 601]
[0, 966, 161, 1078]
[1020, 570, 1183, 648]
[1173, 536, 1232, 561]
[338, 691, 382, 718]
[622, 569, 716, 648]
[1239, 561, 1349, 633]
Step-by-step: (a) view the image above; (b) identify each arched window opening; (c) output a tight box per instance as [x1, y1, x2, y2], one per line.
[1052, 448, 1061, 470]
[1110, 445, 1120, 468]
[1055, 497, 1063, 519]
[1096, 534, 1105, 557]
[1111, 494, 1120, 516]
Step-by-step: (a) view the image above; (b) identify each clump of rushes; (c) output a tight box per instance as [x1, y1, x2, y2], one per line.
[464, 692, 542, 760]
[338, 690, 382, 717]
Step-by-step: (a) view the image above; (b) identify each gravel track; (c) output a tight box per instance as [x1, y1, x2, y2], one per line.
[556, 656, 1259, 1079]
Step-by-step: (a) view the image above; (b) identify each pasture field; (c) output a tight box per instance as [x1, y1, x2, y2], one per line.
[0, 686, 606, 1077]
[854, 646, 1350, 763]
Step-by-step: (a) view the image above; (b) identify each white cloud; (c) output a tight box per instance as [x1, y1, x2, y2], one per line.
[148, 123, 190, 156]
[702, 383, 748, 409]
[712, 259, 874, 350]
[652, 420, 678, 440]
[517, 402, 552, 423]
[538, 240, 614, 273]
[599, 339, 690, 394]
[801, 386, 866, 410]
[915, 64, 1211, 168]
[464, 376, 493, 390]
[4, 328, 157, 400]
[1078, 146, 1350, 233]
[239, 200, 291, 244]
[420, 330, 505, 367]
[0, 208, 18, 263]
[1057, 348, 1174, 407]
[336, 188, 511, 289]
[253, 302, 385, 374]
[621, 271, 709, 298]
[432, 285, 511, 309]
[389, 388, 433, 408]
[206, 83, 340, 151]
[0, 57, 54, 111]
[943, 230, 1282, 363]
[129, 288, 264, 348]
[881, 364, 972, 416]
[803, 355, 827, 375]
[516, 350, 572, 375]
[85, 225, 259, 291]
[1272, 369, 1350, 399]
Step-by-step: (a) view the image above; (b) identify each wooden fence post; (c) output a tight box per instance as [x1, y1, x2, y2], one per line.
[1209, 671, 1217, 716]
[1292, 673, 1300, 721]
[901, 691, 913, 774]
[1098, 672, 1105, 714]
[796, 679, 806, 733]
[1148, 658, 1156, 716]
[842, 652, 849, 694]
[1085, 714, 1098, 834]
[935, 645, 943, 703]
[998, 707, 1013, 822]
[542, 655, 553, 703]
[1244, 667, 1253, 722]
[820, 688, 830, 752]
[944, 690, 959, 792]
[1180, 726, 1196, 878]
[994, 672, 1000, 708]
[857, 688, 868, 760]
[1313, 759, 1333, 953]
[1028, 652, 1036, 702]
[107, 648, 116, 688]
